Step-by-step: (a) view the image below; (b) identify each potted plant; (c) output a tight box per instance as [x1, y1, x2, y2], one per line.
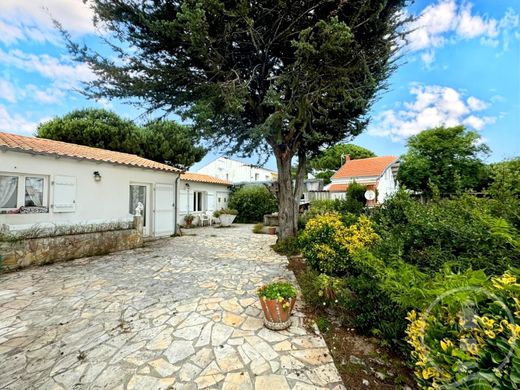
[184, 214, 195, 227]
[213, 208, 238, 227]
[258, 281, 297, 330]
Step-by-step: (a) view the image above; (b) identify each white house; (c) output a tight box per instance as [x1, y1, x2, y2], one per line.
[324, 155, 399, 203]
[0, 132, 181, 237]
[197, 156, 277, 184]
[178, 172, 231, 225]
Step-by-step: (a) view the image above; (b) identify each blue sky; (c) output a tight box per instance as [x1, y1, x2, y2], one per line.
[0, 0, 518, 171]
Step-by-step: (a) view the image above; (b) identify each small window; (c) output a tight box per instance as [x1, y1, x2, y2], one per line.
[193, 191, 204, 212]
[255, 173, 259, 181]
[25, 177, 44, 207]
[0, 175, 18, 209]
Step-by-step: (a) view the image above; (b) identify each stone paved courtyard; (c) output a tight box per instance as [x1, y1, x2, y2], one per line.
[0, 224, 344, 390]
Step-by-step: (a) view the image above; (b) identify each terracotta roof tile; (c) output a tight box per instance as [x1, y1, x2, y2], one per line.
[180, 172, 231, 185]
[327, 183, 349, 192]
[0, 132, 181, 173]
[331, 156, 398, 180]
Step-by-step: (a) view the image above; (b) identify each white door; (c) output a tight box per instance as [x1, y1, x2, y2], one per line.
[154, 183, 175, 237]
[129, 183, 151, 236]
[216, 191, 229, 210]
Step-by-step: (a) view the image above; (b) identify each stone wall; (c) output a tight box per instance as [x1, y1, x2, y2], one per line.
[0, 216, 143, 272]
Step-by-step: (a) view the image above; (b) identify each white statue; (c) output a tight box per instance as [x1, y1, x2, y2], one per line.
[135, 202, 144, 216]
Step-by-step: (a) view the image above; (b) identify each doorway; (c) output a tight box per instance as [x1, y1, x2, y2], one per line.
[129, 183, 151, 235]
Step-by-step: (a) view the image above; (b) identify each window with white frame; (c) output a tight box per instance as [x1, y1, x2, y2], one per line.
[193, 191, 205, 212]
[0, 174, 48, 211]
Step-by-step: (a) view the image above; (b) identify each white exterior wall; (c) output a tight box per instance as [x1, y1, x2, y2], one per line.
[197, 157, 276, 184]
[0, 150, 179, 236]
[375, 167, 398, 203]
[178, 180, 230, 225]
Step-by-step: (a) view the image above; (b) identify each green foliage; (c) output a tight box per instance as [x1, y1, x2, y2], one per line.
[397, 126, 490, 196]
[345, 182, 367, 215]
[257, 281, 297, 300]
[406, 269, 520, 389]
[37, 108, 142, 154]
[299, 213, 379, 275]
[272, 237, 300, 256]
[140, 120, 207, 168]
[485, 157, 520, 228]
[316, 316, 332, 333]
[37, 109, 206, 168]
[228, 185, 277, 223]
[373, 191, 520, 275]
[213, 208, 238, 218]
[310, 144, 375, 184]
[252, 223, 264, 234]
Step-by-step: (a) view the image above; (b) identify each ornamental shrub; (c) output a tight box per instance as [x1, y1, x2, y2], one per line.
[228, 185, 277, 223]
[406, 269, 520, 389]
[299, 213, 379, 275]
[373, 191, 520, 275]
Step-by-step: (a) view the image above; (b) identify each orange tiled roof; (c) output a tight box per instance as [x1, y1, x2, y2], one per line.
[331, 156, 398, 180]
[327, 183, 349, 192]
[0, 132, 181, 173]
[180, 172, 231, 185]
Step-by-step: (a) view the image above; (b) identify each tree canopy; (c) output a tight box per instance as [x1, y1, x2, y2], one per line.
[310, 144, 376, 184]
[64, 0, 409, 238]
[36, 108, 206, 168]
[397, 126, 490, 196]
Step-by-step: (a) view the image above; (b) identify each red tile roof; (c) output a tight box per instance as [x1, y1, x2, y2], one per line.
[327, 183, 349, 192]
[180, 172, 231, 185]
[0, 132, 181, 173]
[331, 156, 398, 180]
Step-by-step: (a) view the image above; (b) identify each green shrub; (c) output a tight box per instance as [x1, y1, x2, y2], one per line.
[228, 185, 277, 223]
[406, 268, 520, 389]
[272, 236, 300, 256]
[252, 223, 264, 234]
[213, 208, 238, 217]
[344, 182, 367, 215]
[299, 213, 379, 275]
[373, 191, 520, 275]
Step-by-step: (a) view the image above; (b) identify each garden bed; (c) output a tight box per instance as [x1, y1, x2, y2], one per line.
[288, 255, 416, 389]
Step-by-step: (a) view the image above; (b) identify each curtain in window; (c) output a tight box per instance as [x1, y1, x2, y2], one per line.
[0, 176, 18, 208]
[25, 177, 44, 206]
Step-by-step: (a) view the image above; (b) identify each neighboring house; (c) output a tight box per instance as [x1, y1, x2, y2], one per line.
[0, 132, 181, 237]
[178, 172, 231, 225]
[324, 155, 399, 203]
[197, 156, 277, 184]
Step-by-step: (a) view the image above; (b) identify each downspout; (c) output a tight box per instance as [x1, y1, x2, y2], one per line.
[174, 171, 183, 236]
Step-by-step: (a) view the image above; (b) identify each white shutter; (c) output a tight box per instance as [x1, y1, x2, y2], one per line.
[206, 192, 215, 213]
[53, 175, 76, 213]
[154, 184, 175, 236]
[179, 190, 188, 215]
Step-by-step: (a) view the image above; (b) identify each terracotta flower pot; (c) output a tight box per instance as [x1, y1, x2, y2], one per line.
[260, 297, 296, 330]
[267, 226, 276, 235]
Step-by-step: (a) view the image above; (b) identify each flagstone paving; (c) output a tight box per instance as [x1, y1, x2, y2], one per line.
[0, 224, 345, 390]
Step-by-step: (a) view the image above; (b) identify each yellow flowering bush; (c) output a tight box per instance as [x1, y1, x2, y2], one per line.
[299, 213, 379, 275]
[406, 269, 520, 389]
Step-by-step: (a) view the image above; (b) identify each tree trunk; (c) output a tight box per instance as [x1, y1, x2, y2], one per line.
[275, 150, 296, 240]
[274, 149, 306, 241]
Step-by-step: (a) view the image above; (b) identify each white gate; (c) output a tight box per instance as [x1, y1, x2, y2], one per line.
[154, 184, 175, 237]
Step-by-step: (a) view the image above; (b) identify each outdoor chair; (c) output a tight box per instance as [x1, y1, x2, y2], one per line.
[200, 212, 211, 227]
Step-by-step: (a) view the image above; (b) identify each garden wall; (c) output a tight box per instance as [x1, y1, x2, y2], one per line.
[0, 216, 143, 272]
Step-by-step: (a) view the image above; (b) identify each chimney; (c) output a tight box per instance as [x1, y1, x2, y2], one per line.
[345, 154, 351, 162]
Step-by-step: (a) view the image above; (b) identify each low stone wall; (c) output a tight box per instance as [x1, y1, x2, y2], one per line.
[0, 216, 143, 272]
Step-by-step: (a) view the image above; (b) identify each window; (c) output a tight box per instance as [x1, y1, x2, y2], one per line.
[0, 174, 47, 211]
[193, 191, 205, 212]
[255, 173, 259, 181]
[0, 176, 18, 209]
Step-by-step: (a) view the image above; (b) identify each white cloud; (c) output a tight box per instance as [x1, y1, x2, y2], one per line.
[0, 0, 94, 45]
[0, 49, 95, 89]
[0, 105, 40, 134]
[406, 1, 520, 64]
[0, 80, 17, 103]
[369, 85, 495, 140]
[467, 96, 489, 111]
